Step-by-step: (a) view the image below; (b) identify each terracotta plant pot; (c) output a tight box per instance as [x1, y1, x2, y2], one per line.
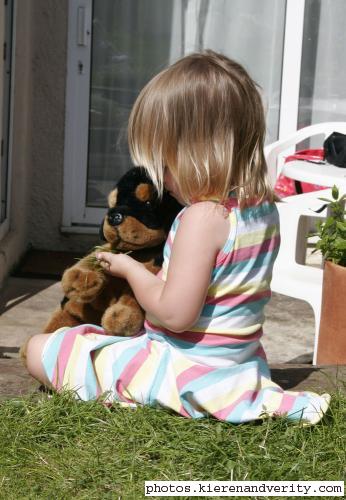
[316, 261, 346, 365]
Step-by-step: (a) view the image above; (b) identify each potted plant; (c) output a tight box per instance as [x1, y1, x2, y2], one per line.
[314, 186, 346, 364]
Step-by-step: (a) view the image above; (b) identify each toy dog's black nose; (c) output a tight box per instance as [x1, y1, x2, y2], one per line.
[108, 212, 124, 226]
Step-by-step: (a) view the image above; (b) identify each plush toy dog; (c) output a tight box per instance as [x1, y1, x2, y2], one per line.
[44, 167, 182, 336]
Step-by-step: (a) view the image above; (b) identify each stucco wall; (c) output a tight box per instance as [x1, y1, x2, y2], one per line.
[0, 2, 4, 153]
[0, 1, 33, 286]
[0, 0, 98, 289]
[0, 1, 6, 286]
[28, 0, 97, 252]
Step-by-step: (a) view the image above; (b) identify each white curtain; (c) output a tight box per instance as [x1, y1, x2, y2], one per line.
[88, 0, 174, 206]
[299, 0, 346, 129]
[88, 0, 286, 205]
[169, 0, 286, 142]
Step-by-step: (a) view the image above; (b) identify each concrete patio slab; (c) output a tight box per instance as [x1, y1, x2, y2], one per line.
[0, 358, 38, 399]
[0, 277, 61, 355]
[0, 275, 344, 400]
[1, 359, 345, 400]
[0, 277, 316, 363]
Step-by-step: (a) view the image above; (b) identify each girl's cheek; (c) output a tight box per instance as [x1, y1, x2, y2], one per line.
[164, 170, 186, 204]
[163, 172, 171, 190]
[164, 169, 177, 191]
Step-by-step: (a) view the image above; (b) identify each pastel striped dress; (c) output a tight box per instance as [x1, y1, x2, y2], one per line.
[42, 197, 329, 424]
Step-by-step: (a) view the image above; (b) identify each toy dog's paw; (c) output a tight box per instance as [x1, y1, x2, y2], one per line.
[101, 302, 144, 336]
[43, 305, 84, 333]
[62, 267, 105, 302]
[19, 337, 30, 362]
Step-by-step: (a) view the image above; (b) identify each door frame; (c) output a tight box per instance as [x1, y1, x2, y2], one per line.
[62, 0, 305, 232]
[0, 0, 15, 241]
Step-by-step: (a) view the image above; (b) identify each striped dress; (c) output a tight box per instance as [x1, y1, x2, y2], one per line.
[42, 197, 330, 424]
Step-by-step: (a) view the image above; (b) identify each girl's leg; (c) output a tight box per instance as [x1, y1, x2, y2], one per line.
[25, 334, 53, 387]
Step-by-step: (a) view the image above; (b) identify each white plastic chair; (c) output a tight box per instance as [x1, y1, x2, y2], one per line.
[264, 122, 346, 365]
[265, 122, 346, 186]
[271, 191, 327, 365]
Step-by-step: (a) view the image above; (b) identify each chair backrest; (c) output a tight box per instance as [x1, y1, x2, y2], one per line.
[264, 122, 346, 186]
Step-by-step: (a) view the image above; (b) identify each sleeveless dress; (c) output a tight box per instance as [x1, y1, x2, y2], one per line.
[41, 197, 330, 424]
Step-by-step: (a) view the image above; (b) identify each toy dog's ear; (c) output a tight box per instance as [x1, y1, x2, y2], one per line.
[108, 188, 118, 208]
[135, 183, 155, 202]
[99, 219, 107, 241]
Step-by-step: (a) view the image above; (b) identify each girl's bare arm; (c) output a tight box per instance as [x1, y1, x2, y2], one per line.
[97, 201, 230, 332]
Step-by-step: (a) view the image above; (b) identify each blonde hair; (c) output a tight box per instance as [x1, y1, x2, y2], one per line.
[128, 50, 274, 208]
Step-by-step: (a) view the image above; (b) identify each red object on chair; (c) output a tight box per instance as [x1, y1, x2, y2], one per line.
[274, 149, 327, 197]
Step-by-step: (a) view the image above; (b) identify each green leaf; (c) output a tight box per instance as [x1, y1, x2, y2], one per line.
[335, 239, 346, 250]
[312, 185, 346, 265]
[317, 197, 333, 203]
[336, 221, 346, 231]
[332, 185, 339, 200]
[323, 217, 334, 229]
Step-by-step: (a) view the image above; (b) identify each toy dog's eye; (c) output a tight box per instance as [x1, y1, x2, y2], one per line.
[145, 200, 152, 206]
[108, 212, 124, 226]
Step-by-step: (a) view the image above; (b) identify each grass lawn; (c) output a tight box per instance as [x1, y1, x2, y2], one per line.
[0, 389, 345, 499]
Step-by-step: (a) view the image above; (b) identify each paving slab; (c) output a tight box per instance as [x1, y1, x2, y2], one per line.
[0, 358, 39, 399]
[270, 364, 346, 394]
[0, 277, 62, 352]
[0, 274, 344, 401]
[13, 249, 81, 280]
[0, 277, 316, 363]
[1, 359, 345, 401]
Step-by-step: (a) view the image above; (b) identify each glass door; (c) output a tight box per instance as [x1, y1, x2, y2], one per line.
[63, 0, 289, 229]
[87, 0, 177, 208]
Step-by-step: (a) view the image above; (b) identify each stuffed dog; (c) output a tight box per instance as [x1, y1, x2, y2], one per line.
[44, 167, 182, 336]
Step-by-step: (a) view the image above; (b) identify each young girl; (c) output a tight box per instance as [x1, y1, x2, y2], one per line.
[26, 51, 330, 425]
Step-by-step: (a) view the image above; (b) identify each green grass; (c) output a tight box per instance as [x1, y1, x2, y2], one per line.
[0, 390, 345, 499]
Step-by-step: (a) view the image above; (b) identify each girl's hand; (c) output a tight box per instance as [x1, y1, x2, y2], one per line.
[96, 252, 132, 279]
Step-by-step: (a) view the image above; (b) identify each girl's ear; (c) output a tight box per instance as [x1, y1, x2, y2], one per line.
[108, 188, 118, 208]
